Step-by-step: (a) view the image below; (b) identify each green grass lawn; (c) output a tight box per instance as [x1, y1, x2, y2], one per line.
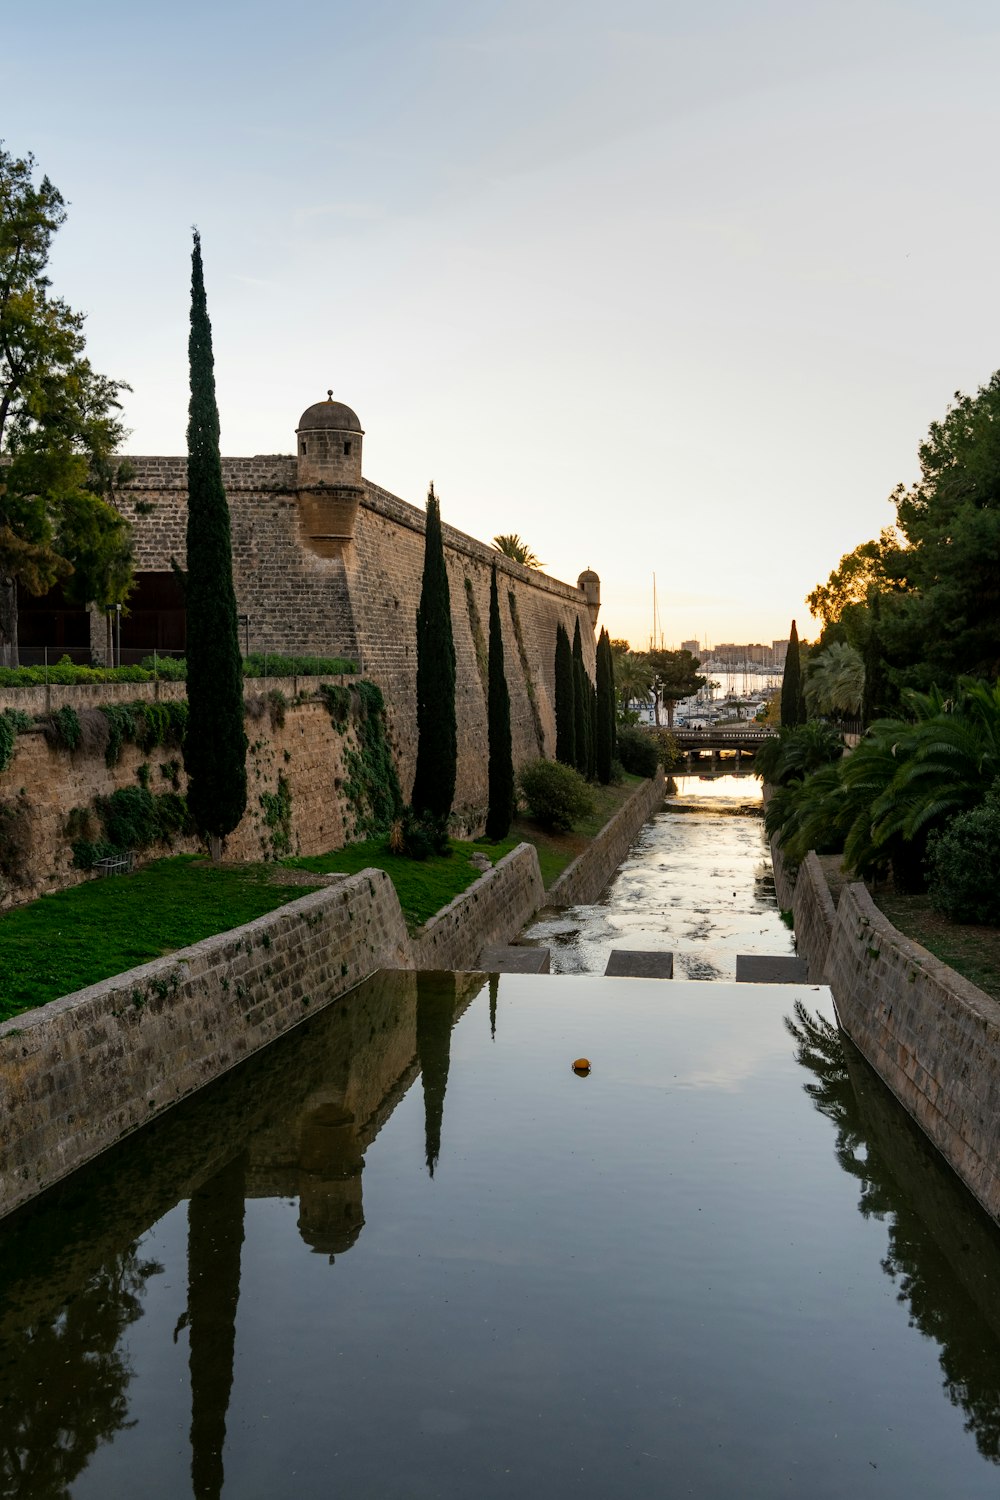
[0, 858, 322, 1022]
[0, 773, 649, 1023]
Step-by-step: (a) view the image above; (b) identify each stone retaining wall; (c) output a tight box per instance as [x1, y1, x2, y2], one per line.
[547, 774, 665, 907]
[826, 882, 1000, 1225]
[790, 851, 837, 983]
[411, 843, 545, 971]
[0, 870, 411, 1221]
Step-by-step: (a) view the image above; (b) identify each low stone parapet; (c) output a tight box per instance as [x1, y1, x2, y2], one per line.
[411, 843, 545, 971]
[547, 775, 665, 908]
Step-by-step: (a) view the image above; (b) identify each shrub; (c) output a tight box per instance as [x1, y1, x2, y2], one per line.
[926, 786, 1000, 924]
[616, 726, 660, 779]
[39, 705, 82, 752]
[0, 709, 32, 774]
[0, 793, 32, 886]
[386, 805, 451, 860]
[518, 758, 594, 831]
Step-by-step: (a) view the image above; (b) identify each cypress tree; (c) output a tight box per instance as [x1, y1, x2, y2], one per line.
[572, 618, 589, 776]
[780, 619, 806, 726]
[412, 484, 457, 819]
[595, 628, 614, 783]
[588, 681, 598, 781]
[485, 564, 515, 840]
[183, 231, 247, 857]
[554, 623, 576, 766]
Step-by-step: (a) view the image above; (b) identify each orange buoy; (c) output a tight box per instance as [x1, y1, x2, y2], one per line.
[572, 1058, 591, 1075]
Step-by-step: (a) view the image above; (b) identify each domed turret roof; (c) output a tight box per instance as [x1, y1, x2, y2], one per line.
[297, 393, 363, 433]
[577, 568, 600, 585]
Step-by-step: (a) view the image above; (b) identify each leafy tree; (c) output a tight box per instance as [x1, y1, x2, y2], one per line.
[485, 563, 514, 840]
[926, 782, 1000, 924]
[0, 145, 133, 665]
[595, 627, 615, 783]
[493, 533, 543, 568]
[889, 373, 1000, 682]
[780, 620, 806, 726]
[554, 622, 575, 766]
[518, 757, 593, 831]
[806, 529, 902, 629]
[412, 483, 457, 819]
[182, 231, 247, 857]
[572, 617, 589, 775]
[646, 647, 706, 728]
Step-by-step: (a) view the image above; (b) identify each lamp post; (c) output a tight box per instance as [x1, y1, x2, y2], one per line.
[115, 603, 122, 668]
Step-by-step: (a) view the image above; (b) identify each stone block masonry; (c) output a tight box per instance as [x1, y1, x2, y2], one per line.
[0, 870, 411, 1221]
[411, 843, 545, 972]
[547, 774, 666, 908]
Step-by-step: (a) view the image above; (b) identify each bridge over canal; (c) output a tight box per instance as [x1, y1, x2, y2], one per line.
[671, 726, 776, 757]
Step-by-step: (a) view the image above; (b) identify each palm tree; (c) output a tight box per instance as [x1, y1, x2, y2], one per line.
[805, 641, 865, 718]
[614, 653, 654, 717]
[493, 534, 543, 569]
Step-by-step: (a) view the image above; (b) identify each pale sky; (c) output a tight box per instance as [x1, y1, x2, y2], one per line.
[7, 0, 1000, 650]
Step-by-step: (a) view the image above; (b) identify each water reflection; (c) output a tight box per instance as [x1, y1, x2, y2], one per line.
[522, 774, 792, 976]
[0, 970, 482, 1498]
[787, 1002, 1000, 1464]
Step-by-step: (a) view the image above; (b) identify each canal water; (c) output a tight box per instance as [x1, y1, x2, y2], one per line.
[4, 970, 1000, 1498]
[522, 771, 794, 977]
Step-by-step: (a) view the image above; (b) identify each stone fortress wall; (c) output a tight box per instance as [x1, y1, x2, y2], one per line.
[104, 396, 600, 826]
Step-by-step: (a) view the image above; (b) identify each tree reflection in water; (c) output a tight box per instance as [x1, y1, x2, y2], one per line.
[786, 1000, 1000, 1464]
[0, 1243, 162, 1497]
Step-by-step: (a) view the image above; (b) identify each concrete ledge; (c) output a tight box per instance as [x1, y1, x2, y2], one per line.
[735, 954, 809, 984]
[605, 950, 674, 978]
[477, 946, 551, 974]
[548, 775, 665, 908]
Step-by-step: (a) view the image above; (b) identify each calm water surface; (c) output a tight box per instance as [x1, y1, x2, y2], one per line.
[3, 970, 1000, 1498]
[523, 772, 793, 977]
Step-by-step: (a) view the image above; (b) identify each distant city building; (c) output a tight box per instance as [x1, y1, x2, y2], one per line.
[681, 639, 702, 657]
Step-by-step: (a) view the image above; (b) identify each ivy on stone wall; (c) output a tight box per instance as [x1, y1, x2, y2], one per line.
[464, 577, 489, 695]
[341, 680, 403, 838]
[260, 772, 294, 857]
[507, 592, 546, 753]
[0, 792, 32, 888]
[69, 786, 194, 869]
[0, 709, 32, 775]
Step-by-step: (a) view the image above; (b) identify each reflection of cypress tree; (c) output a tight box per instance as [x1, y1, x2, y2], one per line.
[786, 1001, 1000, 1462]
[554, 623, 575, 766]
[416, 972, 456, 1177]
[489, 971, 499, 1041]
[185, 1153, 246, 1500]
[572, 618, 589, 775]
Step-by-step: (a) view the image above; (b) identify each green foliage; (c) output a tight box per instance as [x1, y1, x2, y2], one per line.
[259, 772, 293, 856]
[804, 641, 864, 718]
[98, 699, 188, 766]
[242, 652, 357, 678]
[807, 529, 901, 629]
[507, 591, 545, 753]
[615, 725, 660, 778]
[0, 708, 31, 773]
[554, 622, 576, 766]
[386, 805, 451, 861]
[645, 648, 707, 728]
[595, 628, 615, 783]
[493, 533, 543, 568]
[613, 649, 654, 719]
[343, 680, 403, 836]
[39, 704, 81, 751]
[781, 620, 806, 726]
[486, 564, 515, 840]
[182, 231, 247, 847]
[412, 485, 457, 819]
[0, 144, 133, 667]
[518, 758, 594, 831]
[320, 682, 352, 726]
[926, 785, 1000, 925]
[0, 857, 323, 1020]
[753, 721, 844, 787]
[94, 785, 194, 852]
[0, 792, 32, 887]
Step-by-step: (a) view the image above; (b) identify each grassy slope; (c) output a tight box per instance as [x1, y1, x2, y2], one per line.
[872, 891, 1000, 1003]
[0, 774, 646, 1023]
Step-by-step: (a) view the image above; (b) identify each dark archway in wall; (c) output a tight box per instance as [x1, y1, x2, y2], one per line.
[17, 583, 91, 665]
[120, 571, 186, 661]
